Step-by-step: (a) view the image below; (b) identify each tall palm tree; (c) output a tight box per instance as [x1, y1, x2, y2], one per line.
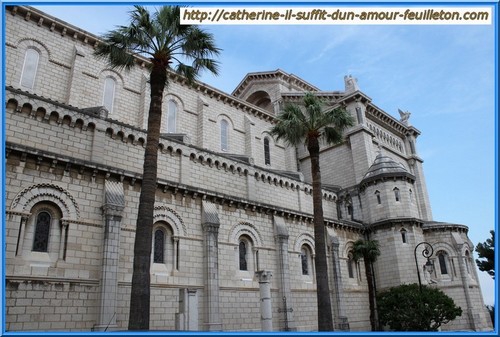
[94, 5, 220, 330]
[353, 238, 381, 331]
[270, 92, 355, 331]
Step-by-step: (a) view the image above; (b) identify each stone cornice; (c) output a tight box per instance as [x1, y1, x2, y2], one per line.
[368, 217, 425, 231]
[423, 221, 469, 233]
[365, 102, 421, 138]
[359, 172, 416, 191]
[368, 219, 469, 235]
[7, 6, 104, 52]
[232, 69, 320, 97]
[5, 275, 99, 286]
[5, 142, 362, 232]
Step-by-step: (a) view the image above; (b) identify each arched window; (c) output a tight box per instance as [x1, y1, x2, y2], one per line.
[238, 235, 255, 272]
[102, 77, 116, 113]
[18, 199, 65, 263]
[301, 245, 313, 276]
[20, 48, 40, 90]
[347, 252, 355, 278]
[375, 190, 381, 205]
[264, 137, 271, 165]
[409, 189, 413, 203]
[347, 205, 353, 219]
[153, 228, 165, 263]
[32, 211, 51, 252]
[400, 228, 407, 243]
[166, 100, 177, 133]
[220, 119, 229, 151]
[151, 223, 177, 271]
[437, 251, 448, 275]
[393, 187, 400, 202]
[239, 240, 248, 271]
[465, 250, 471, 274]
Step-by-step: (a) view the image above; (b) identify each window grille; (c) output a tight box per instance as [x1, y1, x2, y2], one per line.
[239, 240, 247, 270]
[32, 211, 51, 252]
[264, 137, 271, 165]
[438, 252, 448, 274]
[301, 248, 308, 275]
[153, 229, 165, 263]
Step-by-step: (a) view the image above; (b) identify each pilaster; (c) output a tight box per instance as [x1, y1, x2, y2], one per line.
[244, 115, 256, 160]
[66, 45, 86, 107]
[328, 234, 349, 331]
[273, 215, 296, 331]
[201, 201, 222, 331]
[197, 96, 209, 148]
[94, 180, 124, 331]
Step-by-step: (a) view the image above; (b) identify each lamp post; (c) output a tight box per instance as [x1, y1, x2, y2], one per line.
[414, 242, 434, 292]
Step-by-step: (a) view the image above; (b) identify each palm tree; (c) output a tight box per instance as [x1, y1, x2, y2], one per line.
[94, 6, 220, 330]
[270, 92, 355, 331]
[352, 238, 381, 331]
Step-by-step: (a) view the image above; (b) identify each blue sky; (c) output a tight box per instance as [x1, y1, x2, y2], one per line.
[3, 1, 497, 306]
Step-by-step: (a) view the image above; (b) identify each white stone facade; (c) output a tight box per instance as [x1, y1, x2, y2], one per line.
[3, 6, 492, 332]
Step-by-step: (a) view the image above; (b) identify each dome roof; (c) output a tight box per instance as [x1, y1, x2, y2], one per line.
[360, 153, 415, 186]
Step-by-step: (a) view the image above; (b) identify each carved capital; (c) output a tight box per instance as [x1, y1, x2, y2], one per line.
[255, 270, 273, 283]
[101, 204, 124, 218]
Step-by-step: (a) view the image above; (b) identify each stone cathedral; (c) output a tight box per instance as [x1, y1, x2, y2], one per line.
[3, 6, 493, 332]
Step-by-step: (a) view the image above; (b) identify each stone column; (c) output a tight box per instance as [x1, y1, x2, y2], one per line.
[273, 215, 296, 331]
[256, 270, 273, 331]
[329, 233, 349, 331]
[94, 180, 124, 331]
[201, 201, 222, 331]
[15, 215, 29, 256]
[58, 220, 69, 260]
[173, 237, 179, 272]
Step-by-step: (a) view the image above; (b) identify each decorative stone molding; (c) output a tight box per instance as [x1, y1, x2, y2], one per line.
[10, 183, 80, 219]
[229, 221, 263, 248]
[153, 204, 186, 237]
[293, 233, 315, 254]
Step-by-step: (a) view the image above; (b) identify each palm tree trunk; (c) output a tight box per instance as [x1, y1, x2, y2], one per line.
[307, 137, 334, 331]
[128, 64, 167, 330]
[365, 261, 377, 331]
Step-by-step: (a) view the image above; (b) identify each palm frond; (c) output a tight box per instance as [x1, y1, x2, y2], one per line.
[270, 104, 309, 146]
[269, 92, 355, 148]
[182, 27, 221, 57]
[352, 239, 380, 262]
[94, 5, 220, 81]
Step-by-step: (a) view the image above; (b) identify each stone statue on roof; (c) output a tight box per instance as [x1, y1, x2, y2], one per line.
[398, 108, 411, 126]
[344, 75, 359, 93]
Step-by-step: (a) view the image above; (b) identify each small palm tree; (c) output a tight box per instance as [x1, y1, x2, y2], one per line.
[270, 92, 355, 331]
[353, 238, 381, 331]
[95, 5, 220, 330]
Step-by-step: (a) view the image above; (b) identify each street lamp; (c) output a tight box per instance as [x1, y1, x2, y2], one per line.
[414, 241, 434, 292]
